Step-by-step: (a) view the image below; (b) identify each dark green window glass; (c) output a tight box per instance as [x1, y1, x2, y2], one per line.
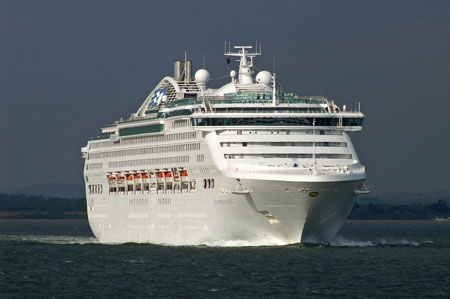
[119, 124, 163, 136]
[191, 117, 363, 127]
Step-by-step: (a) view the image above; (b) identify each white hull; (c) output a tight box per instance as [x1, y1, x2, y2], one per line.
[87, 177, 362, 245]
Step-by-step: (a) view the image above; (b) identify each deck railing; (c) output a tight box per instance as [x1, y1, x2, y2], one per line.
[228, 164, 365, 176]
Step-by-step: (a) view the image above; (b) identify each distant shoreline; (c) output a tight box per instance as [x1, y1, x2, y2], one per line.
[0, 219, 88, 223]
[346, 219, 450, 224]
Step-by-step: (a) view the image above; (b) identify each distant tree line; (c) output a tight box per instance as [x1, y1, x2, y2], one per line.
[348, 199, 450, 220]
[1, 193, 449, 220]
[0, 193, 86, 219]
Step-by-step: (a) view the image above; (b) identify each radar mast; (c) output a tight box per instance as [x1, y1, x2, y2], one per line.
[225, 45, 261, 84]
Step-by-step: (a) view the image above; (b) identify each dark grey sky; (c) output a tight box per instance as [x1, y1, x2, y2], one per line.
[1, 0, 449, 193]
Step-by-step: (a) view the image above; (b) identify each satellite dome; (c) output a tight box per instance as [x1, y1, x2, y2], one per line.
[195, 69, 210, 84]
[256, 70, 272, 85]
[230, 70, 237, 78]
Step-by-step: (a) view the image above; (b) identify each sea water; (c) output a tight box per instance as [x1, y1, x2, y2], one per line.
[0, 220, 449, 298]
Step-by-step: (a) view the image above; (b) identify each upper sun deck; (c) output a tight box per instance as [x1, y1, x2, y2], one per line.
[86, 44, 365, 142]
[205, 92, 327, 105]
[160, 93, 328, 111]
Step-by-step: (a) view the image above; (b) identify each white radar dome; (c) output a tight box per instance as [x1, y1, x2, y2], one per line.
[195, 69, 210, 84]
[256, 70, 272, 85]
[230, 70, 237, 78]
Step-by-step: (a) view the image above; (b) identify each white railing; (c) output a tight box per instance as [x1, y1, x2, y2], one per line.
[228, 164, 365, 176]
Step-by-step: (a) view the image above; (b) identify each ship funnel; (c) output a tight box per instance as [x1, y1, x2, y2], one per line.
[185, 60, 192, 81]
[173, 60, 192, 81]
[174, 61, 182, 80]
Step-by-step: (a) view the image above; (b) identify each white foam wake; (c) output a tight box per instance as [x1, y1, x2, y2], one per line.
[0, 234, 98, 245]
[0, 234, 433, 248]
[202, 238, 286, 247]
[327, 235, 433, 247]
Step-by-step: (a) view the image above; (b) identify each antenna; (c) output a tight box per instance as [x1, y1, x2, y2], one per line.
[272, 72, 277, 107]
[184, 48, 189, 82]
[273, 54, 276, 72]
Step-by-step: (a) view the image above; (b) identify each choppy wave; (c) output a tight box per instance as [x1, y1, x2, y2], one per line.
[327, 235, 433, 247]
[0, 234, 99, 245]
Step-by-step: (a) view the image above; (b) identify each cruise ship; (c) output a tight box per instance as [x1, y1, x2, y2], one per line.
[81, 45, 368, 245]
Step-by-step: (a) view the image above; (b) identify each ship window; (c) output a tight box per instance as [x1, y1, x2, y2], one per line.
[220, 141, 346, 147]
[89, 184, 103, 194]
[223, 153, 352, 159]
[189, 180, 196, 191]
[119, 124, 164, 137]
[191, 117, 363, 127]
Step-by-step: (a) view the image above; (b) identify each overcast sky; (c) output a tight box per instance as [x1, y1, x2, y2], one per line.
[1, 0, 449, 193]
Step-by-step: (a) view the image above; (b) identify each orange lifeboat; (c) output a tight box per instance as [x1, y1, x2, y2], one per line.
[157, 172, 164, 178]
[108, 175, 116, 185]
[164, 172, 172, 178]
[180, 170, 188, 177]
[142, 174, 149, 179]
[127, 175, 133, 181]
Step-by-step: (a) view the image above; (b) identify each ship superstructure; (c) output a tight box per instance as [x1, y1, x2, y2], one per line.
[81, 45, 367, 245]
